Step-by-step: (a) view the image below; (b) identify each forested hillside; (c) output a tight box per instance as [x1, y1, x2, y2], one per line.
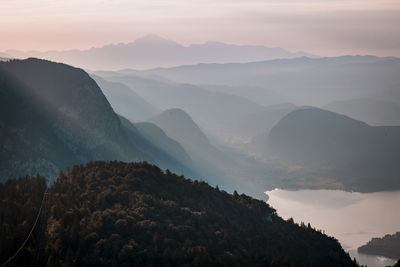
[0, 161, 357, 267]
[358, 232, 400, 260]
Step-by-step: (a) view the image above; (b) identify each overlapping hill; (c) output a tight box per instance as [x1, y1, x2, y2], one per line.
[257, 107, 400, 191]
[0, 161, 357, 267]
[0, 58, 196, 182]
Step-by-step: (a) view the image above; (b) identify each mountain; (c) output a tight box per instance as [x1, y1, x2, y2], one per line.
[324, 98, 400, 126]
[139, 56, 400, 107]
[148, 109, 236, 189]
[0, 58, 194, 182]
[91, 75, 160, 122]
[4, 35, 314, 70]
[222, 103, 296, 144]
[148, 108, 306, 198]
[0, 161, 357, 266]
[94, 71, 265, 130]
[201, 84, 286, 106]
[262, 108, 400, 191]
[133, 121, 194, 170]
[358, 232, 400, 260]
[118, 116, 197, 178]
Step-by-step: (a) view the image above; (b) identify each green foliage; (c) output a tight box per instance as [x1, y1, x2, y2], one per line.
[1, 161, 357, 266]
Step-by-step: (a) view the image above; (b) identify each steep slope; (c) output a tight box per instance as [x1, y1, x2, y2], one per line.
[119, 116, 198, 178]
[91, 75, 159, 122]
[0, 58, 196, 182]
[0, 161, 357, 266]
[149, 109, 236, 188]
[0, 58, 151, 181]
[264, 108, 400, 191]
[133, 122, 193, 167]
[324, 98, 400, 126]
[4, 35, 313, 70]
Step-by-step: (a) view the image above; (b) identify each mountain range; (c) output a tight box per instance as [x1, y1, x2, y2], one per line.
[0, 58, 195, 182]
[93, 71, 265, 131]
[3, 35, 313, 70]
[135, 55, 400, 108]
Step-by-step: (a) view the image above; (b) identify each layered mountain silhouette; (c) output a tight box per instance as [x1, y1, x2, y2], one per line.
[148, 109, 236, 189]
[358, 232, 400, 260]
[324, 98, 400, 126]
[260, 108, 400, 191]
[138, 56, 400, 108]
[94, 72, 264, 130]
[223, 103, 296, 143]
[0, 58, 195, 182]
[91, 74, 159, 122]
[4, 35, 313, 70]
[201, 84, 286, 106]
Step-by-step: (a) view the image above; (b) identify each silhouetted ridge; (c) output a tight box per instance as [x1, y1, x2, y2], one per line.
[264, 107, 400, 191]
[358, 232, 400, 260]
[0, 58, 197, 182]
[0, 161, 357, 266]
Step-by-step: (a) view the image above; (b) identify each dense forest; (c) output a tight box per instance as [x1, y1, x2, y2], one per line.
[0, 161, 358, 266]
[358, 232, 400, 260]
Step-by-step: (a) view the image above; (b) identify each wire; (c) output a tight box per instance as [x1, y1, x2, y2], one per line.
[0, 188, 48, 267]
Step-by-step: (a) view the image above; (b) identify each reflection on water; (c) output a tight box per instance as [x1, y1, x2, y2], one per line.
[265, 189, 400, 267]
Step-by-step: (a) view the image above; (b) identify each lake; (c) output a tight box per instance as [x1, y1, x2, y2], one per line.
[265, 189, 400, 267]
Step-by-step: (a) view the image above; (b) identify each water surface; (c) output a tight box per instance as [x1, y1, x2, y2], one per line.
[265, 189, 400, 267]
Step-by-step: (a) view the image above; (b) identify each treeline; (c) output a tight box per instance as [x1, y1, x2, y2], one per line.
[358, 232, 400, 260]
[1, 161, 358, 266]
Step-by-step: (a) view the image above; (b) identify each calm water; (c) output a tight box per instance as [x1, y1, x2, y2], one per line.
[265, 189, 400, 267]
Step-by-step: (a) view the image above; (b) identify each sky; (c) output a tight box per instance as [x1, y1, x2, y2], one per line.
[1, 0, 400, 56]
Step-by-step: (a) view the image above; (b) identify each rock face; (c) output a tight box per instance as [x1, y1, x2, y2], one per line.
[0, 58, 194, 182]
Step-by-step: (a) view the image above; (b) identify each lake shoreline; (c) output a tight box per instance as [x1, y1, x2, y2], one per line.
[265, 188, 400, 267]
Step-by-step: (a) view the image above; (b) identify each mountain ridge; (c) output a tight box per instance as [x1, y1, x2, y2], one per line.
[0, 58, 197, 182]
[3, 35, 315, 70]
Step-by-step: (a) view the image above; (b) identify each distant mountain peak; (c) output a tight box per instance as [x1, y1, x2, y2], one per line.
[160, 108, 192, 119]
[133, 35, 182, 47]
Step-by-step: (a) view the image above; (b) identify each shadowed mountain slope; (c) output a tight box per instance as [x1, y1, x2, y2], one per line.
[0, 58, 196, 182]
[93, 71, 265, 130]
[149, 109, 237, 188]
[91, 75, 160, 122]
[262, 108, 400, 191]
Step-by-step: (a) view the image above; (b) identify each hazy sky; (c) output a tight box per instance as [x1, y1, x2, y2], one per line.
[1, 0, 400, 56]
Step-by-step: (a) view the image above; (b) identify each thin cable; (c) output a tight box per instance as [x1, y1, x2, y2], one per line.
[0, 188, 48, 267]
